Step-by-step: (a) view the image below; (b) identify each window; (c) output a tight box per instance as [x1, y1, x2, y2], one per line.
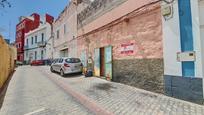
[54, 58, 59, 63]
[35, 36, 37, 43]
[59, 58, 64, 63]
[64, 24, 66, 34]
[34, 51, 37, 60]
[41, 33, 44, 42]
[26, 51, 28, 57]
[26, 39, 28, 46]
[41, 50, 44, 60]
[31, 37, 33, 45]
[57, 30, 60, 39]
[16, 43, 19, 48]
[52, 59, 57, 64]
[65, 58, 81, 63]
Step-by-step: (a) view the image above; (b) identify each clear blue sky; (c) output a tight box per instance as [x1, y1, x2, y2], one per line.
[0, 0, 69, 43]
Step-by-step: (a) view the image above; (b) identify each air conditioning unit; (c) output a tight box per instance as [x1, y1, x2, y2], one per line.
[161, 5, 171, 16]
[37, 42, 46, 47]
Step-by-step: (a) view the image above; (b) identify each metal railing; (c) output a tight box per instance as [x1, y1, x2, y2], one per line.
[37, 41, 46, 47]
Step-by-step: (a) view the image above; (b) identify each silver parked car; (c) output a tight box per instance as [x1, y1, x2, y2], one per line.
[50, 57, 83, 76]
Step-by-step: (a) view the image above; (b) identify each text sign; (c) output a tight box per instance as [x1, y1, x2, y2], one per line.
[121, 43, 134, 54]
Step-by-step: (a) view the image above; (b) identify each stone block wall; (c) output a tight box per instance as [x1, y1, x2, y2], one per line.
[113, 59, 164, 93]
[164, 75, 204, 104]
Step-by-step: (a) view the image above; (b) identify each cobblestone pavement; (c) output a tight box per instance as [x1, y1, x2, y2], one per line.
[0, 66, 93, 115]
[39, 66, 204, 115]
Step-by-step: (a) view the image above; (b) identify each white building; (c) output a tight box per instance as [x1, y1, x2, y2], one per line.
[53, 1, 87, 58]
[24, 21, 52, 63]
[161, 0, 204, 103]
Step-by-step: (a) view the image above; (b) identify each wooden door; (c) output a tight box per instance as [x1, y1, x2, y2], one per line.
[94, 48, 100, 76]
[105, 46, 112, 80]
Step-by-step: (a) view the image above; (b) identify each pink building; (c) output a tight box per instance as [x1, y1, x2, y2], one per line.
[77, 0, 163, 93]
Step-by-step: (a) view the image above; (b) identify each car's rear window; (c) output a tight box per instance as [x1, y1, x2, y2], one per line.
[65, 58, 81, 63]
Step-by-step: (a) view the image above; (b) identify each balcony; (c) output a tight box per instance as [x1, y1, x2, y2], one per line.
[24, 45, 29, 50]
[37, 41, 46, 47]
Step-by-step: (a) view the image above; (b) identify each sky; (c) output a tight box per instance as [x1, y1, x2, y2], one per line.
[0, 0, 69, 43]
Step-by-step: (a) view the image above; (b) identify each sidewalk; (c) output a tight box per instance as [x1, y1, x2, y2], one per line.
[40, 66, 204, 115]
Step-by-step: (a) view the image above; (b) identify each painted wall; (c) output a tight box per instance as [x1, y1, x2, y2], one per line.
[77, 0, 159, 36]
[191, 0, 202, 78]
[24, 22, 51, 61]
[15, 13, 40, 62]
[199, 0, 204, 98]
[77, 3, 164, 93]
[161, 0, 182, 76]
[53, 2, 78, 58]
[162, 0, 204, 103]
[162, 0, 204, 78]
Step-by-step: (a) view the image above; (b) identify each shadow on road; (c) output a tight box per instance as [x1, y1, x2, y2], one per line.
[0, 70, 16, 109]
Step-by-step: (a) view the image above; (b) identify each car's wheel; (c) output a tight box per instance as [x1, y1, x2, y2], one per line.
[60, 69, 65, 77]
[50, 67, 54, 72]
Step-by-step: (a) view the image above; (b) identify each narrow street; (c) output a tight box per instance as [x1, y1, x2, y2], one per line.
[1, 0, 204, 115]
[0, 66, 204, 115]
[0, 66, 93, 115]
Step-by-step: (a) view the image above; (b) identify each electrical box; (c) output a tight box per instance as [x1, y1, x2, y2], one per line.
[161, 5, 171, 16]
[177, 51, 196, 62]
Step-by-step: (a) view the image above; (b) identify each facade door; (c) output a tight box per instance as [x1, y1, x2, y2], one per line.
[100, 48, 105, 76]
[94, 48, 100, 76]
[105, 46, 112, 80]
[41, 50, 44, 60]
[34, 51, 37, 60]
[60, 49, 68, 57]
[81, 50, 87, 73]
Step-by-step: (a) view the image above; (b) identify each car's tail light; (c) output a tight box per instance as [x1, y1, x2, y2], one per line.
[64, 63, 70, 67]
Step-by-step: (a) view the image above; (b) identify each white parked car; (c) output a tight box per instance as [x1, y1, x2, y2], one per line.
[50, 57, 83, 76]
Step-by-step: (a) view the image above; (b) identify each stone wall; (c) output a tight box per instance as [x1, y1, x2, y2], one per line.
[164, 75, 204, 104]
[113, 59, 164, 93]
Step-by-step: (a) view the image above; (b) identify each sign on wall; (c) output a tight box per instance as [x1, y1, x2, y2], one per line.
[120, 43, 134, 55]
